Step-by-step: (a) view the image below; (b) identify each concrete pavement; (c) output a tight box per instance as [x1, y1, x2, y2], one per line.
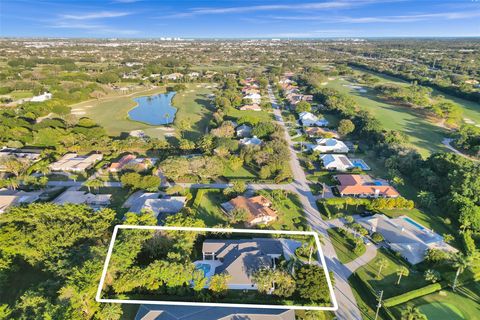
[268, 86, 362, 320]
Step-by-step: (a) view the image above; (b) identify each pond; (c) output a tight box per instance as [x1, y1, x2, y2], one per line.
[128, 91, 177, 125]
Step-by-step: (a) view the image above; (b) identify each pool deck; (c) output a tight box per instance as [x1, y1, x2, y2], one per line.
[194, 260, 222, 279]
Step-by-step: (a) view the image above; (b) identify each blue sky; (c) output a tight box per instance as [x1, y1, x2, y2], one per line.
[1, 0, 479, 38]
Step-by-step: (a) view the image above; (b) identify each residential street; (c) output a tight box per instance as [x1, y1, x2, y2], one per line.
[44, 88, 365, 319]
[268, 86, 363, 320]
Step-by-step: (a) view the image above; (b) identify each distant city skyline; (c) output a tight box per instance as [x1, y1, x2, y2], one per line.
[1, 0, 480, 38]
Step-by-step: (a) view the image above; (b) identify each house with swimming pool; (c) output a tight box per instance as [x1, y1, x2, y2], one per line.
[334, 174, 399, 198]
[195, 238, 301, 290]
[357, 214, 457, 264]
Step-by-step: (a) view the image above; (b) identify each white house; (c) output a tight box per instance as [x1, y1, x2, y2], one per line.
[313, 138, 349, 153]
[31, 92, 52, 102]
[50, 153, 103, 172]
[357, 214, 457, 264]
[299, 112, 318, 126]
[236, 124, 252, 137]
[321, 154, 354, 171]
[239, 136, 262, 146]
[243, 93, 261, 104]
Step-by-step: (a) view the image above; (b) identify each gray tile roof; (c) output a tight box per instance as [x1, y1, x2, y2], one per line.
[202, 239, 284, 286]
[135, 305, 295, 320]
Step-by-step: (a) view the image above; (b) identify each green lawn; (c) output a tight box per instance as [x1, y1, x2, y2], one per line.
[390, 282, 480, 320]
[222, 164, 258, 181]
[352, 67, 480, 125]
[349, 248, 428, 299]
[70, 84, 214, 139]
[224, 106, 274, 123]
[192, 188, 229, 226]
[266, 191, 308, 231]
[9, 90, 33, 99]
[327, 227, 366, 264]
[324, 77, 450, 156]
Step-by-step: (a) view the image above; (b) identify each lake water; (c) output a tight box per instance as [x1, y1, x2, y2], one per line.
[128, 91, 177, 125]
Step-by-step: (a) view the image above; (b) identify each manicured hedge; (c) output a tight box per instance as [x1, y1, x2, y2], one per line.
[383, 282, 443, 307]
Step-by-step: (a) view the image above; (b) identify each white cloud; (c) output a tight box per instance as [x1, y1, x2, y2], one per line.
[268, 10, 480, 23]
[166, 0, 392, 18]
[60, 11, 132, 20]
[339, 11, 480, 23]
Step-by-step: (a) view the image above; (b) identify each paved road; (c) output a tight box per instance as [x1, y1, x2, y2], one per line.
[268, 86, 362, 320]
[442, 138, 479, 163]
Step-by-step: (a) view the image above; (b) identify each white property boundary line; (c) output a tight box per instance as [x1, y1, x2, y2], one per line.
[96, 225, 338, 311]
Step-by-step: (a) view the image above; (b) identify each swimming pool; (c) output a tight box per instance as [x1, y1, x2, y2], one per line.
[403, 217, 425, 231]
[351, 159, 371, 171]
[196, 263, 211, 276]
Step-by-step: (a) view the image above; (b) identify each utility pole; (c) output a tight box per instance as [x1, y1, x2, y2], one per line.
[374, 290, 384, 320]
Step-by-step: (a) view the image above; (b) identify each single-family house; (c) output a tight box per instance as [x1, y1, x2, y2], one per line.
[243, 93, 261, 104]
[299, 112, 318, 126]
[320, 154, 354, 172]
[221, 195, 277, 226]
[357, 214, 457, 264]
[129, 194, 187, 221]
[135, 305, 295, 320]
[299, 112, 328, 127]
[201, 239, 284, 289]
[163, 73, 184, 80]
[239, 104, 262, 111]
[30, 92, 52, 102]
[108, 154, 155, 173]
[313, 138, 349, 153]
[0, 189, 41, 213]
[236, 124, 252, 138]
[239, 136, 262, 147]
[334, 174, 399, 198]
[50, 153, 103, 172]
[53, 190, 111, 209]
[0, 148, 41, 172]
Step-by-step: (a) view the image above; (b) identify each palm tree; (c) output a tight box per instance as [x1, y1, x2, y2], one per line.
[452, 253, 472, 291]
[401, 305, 427, 320]
[84, 178, 103, 193]
[70, 174, 78, 182]
[375, 258, 389, 279]
[307, 234, 323, 264]
[37, 162, 51, 177]
[396, 266, 410, 285]
[284, 256, 302, 276]
[424, 269, 440, 283]
[99, 303, 123, 320]
[6, 177, 19, 190]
